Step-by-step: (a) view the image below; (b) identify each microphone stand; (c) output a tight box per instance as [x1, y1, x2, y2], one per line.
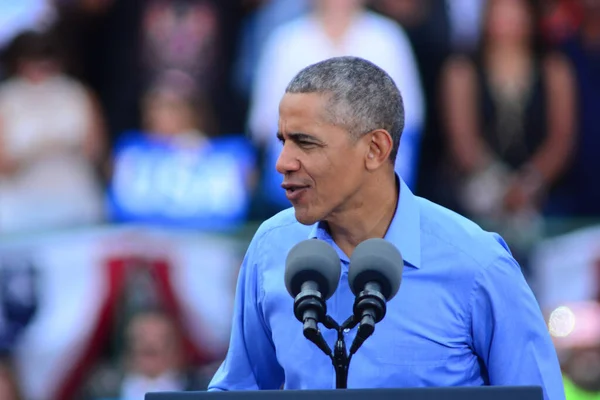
[297, 290, 384, 388]
[307, 315, 359, 389]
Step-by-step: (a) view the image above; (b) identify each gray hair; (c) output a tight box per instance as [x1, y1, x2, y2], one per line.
[285, 56, 405, 163]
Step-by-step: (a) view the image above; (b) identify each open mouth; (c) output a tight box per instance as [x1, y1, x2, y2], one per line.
[282, 183, 308, 192]
[286, 186, 309, 195]
[282, 184, 310, 201]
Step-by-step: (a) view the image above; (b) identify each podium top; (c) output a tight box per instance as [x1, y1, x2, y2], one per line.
[146, 386, 543, 400]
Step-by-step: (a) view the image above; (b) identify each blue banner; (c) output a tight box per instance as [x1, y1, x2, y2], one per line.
[107, 132, 257, 231]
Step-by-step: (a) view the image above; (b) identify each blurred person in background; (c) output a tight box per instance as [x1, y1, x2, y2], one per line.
[139, 0, 246, 134]
[0, 31, 107, 235]
[108, 70, 256, 230]
[121, 311, 196, 398]
[139, 71, 214, 148]
[440, 0, 577, 271]
[248, 0, 425, 216]
[51, 0, 246, 145]
[141, 0, 220, 97]
[549, 0, 600, 218]
[85, 309, 209, 400]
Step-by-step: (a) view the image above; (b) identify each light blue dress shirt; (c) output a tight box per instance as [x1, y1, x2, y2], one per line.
[208, 178, 565, 400]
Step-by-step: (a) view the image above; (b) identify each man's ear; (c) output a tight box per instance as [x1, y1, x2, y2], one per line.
[365, 129, 393, 171]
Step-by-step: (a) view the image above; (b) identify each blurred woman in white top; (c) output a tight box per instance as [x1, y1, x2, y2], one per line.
[0, 31, 106, 235]
[248, 0, 425, 210]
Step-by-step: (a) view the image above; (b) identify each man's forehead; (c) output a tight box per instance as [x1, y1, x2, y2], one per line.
[280, 91, 332, 109]
[279, 92, 333, 125]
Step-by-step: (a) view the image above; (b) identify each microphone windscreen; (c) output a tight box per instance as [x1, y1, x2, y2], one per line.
[285, 239, 341, 300]
[348, 238, 403, 301]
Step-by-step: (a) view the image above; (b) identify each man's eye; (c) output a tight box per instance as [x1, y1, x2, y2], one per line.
[299, 141, 316, 148]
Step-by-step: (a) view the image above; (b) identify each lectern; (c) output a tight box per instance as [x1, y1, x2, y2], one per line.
[146, 386, 543, 400]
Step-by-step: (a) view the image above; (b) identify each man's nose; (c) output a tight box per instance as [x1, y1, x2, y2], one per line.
[275, 144, 300, 175]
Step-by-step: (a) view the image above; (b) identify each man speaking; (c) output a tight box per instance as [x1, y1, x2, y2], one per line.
[208, 57, 564, 399]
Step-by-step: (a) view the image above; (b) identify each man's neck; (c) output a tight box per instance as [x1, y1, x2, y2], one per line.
[326, 173, 398, 258]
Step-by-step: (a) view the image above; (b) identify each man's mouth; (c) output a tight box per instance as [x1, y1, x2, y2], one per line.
[281, 183, 310, 200]
[281, 183, 309, 191]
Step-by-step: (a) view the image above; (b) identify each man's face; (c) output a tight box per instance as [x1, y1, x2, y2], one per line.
[276, 92, 369, 225]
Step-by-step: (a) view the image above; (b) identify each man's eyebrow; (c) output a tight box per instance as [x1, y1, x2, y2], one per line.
[276, 132, 324, 143]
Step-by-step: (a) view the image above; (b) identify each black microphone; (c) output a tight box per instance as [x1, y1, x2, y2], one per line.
[285, 239, 341, 354]
[347, 238, 403, 355]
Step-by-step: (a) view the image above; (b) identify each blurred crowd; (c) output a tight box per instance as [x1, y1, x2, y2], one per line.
[0, 0, 600, 399]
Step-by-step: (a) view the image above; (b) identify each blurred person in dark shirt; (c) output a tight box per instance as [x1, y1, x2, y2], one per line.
[51, 0, 246, 144]
[440, 0, 577, 267]
[139, 0, 246, 134]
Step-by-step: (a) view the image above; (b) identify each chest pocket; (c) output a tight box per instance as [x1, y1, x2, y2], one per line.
[361, 327, 452, 367]
[377, 342, 450, 367]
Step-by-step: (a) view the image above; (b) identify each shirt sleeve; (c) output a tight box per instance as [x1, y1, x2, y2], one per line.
[470, 253, 566, 400]
[208, 231, 285, 390]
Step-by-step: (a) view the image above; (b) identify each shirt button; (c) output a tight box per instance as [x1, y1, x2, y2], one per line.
[343, 328, 350, 334]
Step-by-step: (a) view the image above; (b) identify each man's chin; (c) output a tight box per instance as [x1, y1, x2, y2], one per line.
[293, 207, 319, 226]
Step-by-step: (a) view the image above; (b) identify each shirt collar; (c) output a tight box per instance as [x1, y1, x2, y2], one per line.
[308, 175, 421, 269]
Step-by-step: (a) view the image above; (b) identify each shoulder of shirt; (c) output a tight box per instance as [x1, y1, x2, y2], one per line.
[262, 12, 411, 60]
[361, 10, 410, 37]
[0, 77, 18, 90]
[362, 10, 402, 29]
[265, 15, 314, 45]
[0, 77, 24, 98]
[0, 75, 87, 96]
[416, 196, 515, 271]
[53, 75, 89, 94]
[251, 207, 311, 245]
